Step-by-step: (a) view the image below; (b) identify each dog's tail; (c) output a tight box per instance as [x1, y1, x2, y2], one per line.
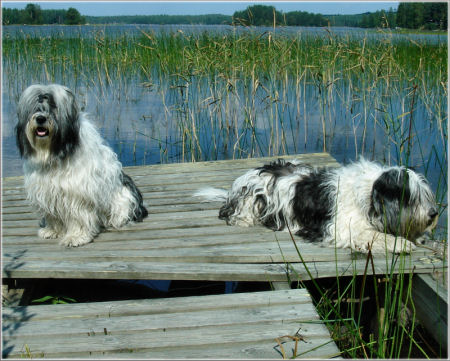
[194, 187, 228, 202]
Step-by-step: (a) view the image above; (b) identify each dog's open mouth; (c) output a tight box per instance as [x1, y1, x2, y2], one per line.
[36, 127, 49, 137]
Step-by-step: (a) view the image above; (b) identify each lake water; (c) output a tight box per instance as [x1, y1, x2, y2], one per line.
[3, 23, 448, 44]
[2, 24, 447, 236]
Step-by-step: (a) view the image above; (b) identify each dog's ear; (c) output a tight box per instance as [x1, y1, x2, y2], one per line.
[371, 168, 410, 216]
[15, 121, 27, 157]
[64, 88, 79, 124]
[16, 86, 37, 158]
[52, 87, 81, 159]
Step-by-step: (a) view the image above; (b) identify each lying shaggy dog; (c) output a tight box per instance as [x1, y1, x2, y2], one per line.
[16, 84, 148, 247]
[195, 158, 438, 253]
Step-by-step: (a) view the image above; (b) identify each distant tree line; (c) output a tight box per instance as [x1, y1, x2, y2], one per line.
[396, 2, 447, 30]
[2, 2, 447, 30]
[2, 3, 85, 25]
[326, 9, 397, 28]
[328, 2, 447, 30]
[232, 3, 446, 30]
[232, 5, 328, 26]
[84, 14, 231, 25]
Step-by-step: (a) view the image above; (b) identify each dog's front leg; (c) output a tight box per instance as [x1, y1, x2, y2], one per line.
[109, 187, 135, 228]
[38, 214, 64, 239]
[59, 212, 100, 247]
[356, 229, 416, 254]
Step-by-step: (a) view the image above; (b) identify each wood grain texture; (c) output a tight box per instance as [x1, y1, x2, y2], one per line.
[2, 289, 341, 359]
[411, 274, 448, 352]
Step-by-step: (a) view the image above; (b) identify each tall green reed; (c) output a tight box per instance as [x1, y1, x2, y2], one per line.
[3, 28, 447, 227]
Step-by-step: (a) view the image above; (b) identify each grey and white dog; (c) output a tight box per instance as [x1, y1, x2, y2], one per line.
[195, 158, 439, 253]
[16, 84, 148, 247]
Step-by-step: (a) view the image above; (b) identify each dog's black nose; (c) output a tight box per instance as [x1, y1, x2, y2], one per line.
[428, 208, 438, 219]
[36, 115, 46, 124]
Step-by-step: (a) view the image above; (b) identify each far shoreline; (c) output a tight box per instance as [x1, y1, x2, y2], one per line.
[2, 23, 448, 36]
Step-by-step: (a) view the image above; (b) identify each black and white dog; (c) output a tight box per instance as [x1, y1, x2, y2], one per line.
[195, 158, 439, 253]
[16, 84, 148, 247]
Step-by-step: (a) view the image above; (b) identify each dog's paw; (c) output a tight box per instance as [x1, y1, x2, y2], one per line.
[59, 235, 92, 248]
[389, 238, 416, 254]
[109, 213, 130, 229]
[368, 234, 416, 254]
[38, 227, 61, 239]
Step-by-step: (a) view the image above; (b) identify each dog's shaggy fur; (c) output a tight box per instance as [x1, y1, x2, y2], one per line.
[195, 158, 439, 253]
[16, 84, 148, 247]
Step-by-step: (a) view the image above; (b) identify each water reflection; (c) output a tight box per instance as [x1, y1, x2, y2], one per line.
[2, 24, 448, 45]
[2, 25, 447, 237]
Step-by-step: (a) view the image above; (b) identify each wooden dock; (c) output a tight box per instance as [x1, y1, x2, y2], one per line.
[3, 289, 341, 358]
[2, 153, 447, 358]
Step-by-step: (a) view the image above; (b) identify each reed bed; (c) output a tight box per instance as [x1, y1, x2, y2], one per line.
[2, 27, 447, 358]
[3, 30, 446, 156]
[3, 28, 447, 224]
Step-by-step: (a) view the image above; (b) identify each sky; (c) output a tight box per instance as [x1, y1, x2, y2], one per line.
[2, 1, 399, 16]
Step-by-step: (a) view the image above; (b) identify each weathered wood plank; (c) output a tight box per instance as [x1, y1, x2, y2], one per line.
[2, 254, 445, 281]
[2, 289, 340, 359]
[2, 213, 222, 235]
[2, 324, 340, 359]
[84, 339, 341, 359]
[1, 199, 224, 216]
[2, 224, 273, 244]
[2, 230, 271, 249]
[1, 152, 338, 188]
[411, 273, 448, 352]
[1, 201, 225, 221]
[1, 238, 438, 263]
[2, 209, 219, 229]
[2, 288, 310, 321]
[2, 187, 219, 204]
[4, 305, 311, 338]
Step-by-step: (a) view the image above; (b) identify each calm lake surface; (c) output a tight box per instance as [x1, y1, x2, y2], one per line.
[3, 23, 448, 44]
[2, 24, 447, 236]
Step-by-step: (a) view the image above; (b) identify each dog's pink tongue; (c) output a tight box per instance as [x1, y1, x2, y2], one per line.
[37, 129, 47, 136]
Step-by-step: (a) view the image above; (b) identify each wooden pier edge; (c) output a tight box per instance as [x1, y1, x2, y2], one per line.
[411, 273, 448, 353]
[2, 289, 343, 359]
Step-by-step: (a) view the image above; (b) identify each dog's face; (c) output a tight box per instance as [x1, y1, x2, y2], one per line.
[16, 84, 80, 164]
[370, 167, 439, 241]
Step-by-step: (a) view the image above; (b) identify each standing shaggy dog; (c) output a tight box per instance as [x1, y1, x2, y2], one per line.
[16, 84, 148, 247]
[195, 158, 438, 253]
